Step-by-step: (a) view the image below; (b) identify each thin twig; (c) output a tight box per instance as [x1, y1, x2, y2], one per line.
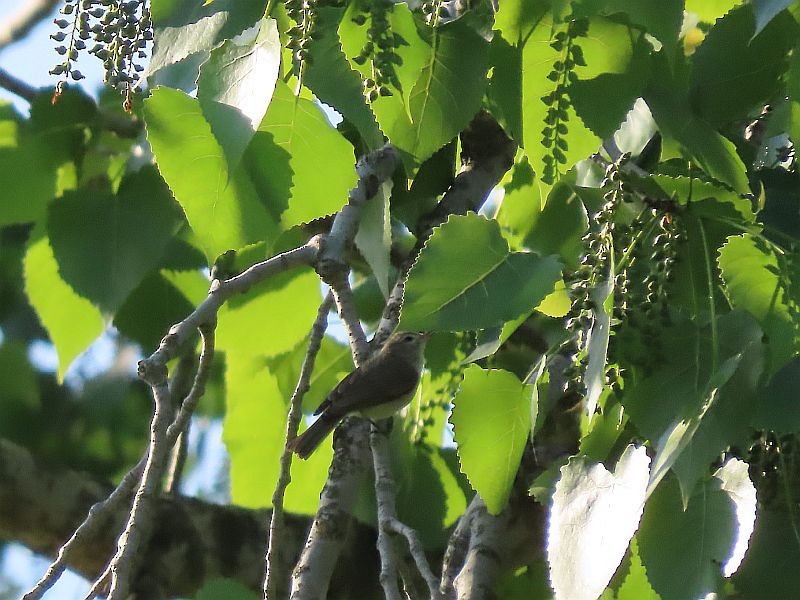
[22, 458, 145, 600]
[165, 353, 197, 495]
[139, 239, 321, 376]
[264, 293, 334, 600]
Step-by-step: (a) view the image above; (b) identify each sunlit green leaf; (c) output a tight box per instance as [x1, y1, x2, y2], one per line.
[197, 17, 281, 169]
[23, 226, 105, 382]
[718, 234, 795, 371]
[400, 214, 562, 331]
[145, 87, 279, 263]
[244, 81, 357, 229]
[450, 365, 532, 514]
[548, 445, 650, 600]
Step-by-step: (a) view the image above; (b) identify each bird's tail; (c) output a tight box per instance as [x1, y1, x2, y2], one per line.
[287, 413, 339, 459]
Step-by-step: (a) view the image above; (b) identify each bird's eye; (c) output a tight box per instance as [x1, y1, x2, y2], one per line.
[403, 334, 415, 342]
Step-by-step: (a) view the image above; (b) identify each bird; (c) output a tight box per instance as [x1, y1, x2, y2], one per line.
[287, 331, 429, 459]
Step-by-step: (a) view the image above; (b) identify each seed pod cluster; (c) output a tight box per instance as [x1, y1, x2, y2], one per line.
[561, 154, 627, 396]
[419, 0, 450, 27]
[539, 19, 589, 185]
[285, 0, 320, 77]
[50, 0, 152, 109]
[350, 0, 402, 103]
[747, 430, 798, 508]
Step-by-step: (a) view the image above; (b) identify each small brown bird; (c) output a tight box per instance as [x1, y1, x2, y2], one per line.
[287, 331, 428, 459]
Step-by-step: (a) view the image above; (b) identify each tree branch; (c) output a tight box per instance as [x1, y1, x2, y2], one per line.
[0, 66, 38, 103]
[93, 326, 215, 599]
[291, 145, 400, 600]
[370, 428, 440, 599]
[0, 0, 60, 50]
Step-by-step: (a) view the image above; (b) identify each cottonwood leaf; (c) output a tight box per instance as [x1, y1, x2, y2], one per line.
[547, 445, 650, 600]
[752, 0, 796, 37]
[243, 81, 358, 229]
[23, 225, 104, 382]
[47, 167, 184, 314]
[339, 5, 488, 166]
[197, 17, 281, 169]
[400, 213, 562, 331]
[355, 180, 392, 297]
[305, 6, 382, 149]
[145, 87, 279, 263]
[638, 474, 739, 600]
[718, 234, 795, 371]
[646, 352, 742, 500]
[450, 365, 532, 514]
[689, 5, 795, 127]
[715, 458, 757, 577]
[645, 54, 750, 192]
[146, 0, 266, 82]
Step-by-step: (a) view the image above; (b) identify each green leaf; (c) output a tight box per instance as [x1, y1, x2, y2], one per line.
[391, 438, 468, 548]
[671, 312, 764, 503]
[399, 214, 563, 331]
[47, 167, 184, 314]
[548, 445, 650, 600]
[644, 55, 750, 192]
[450, 365, 532, 514]
[266, 334, 352, 415]
[752, 0, 796, 37]
[638, 474, 736, 600]
[733, 506, 800, 597]
[401, 20, 489, 165]
[145, 87, 279, 262]
[305, 6, 382, 149]
[652, 175, 755, 221]
[498, 10, 644, 186]
[338, 3, 429, 154]
[718, 234, 796, 371]
[113, 272, 196, 351]
[217, 269, 321, 360]
[243, 81, 357, 229]
[0, 342, 39, 411]
[340, 5, 488, 166]
[355, 180, 392, 297]
[751, 356, 800, 431]
[573, 0, 683, 56]
[689, 6, 796, 127]
[496, 159, 590, 269]
[684, 0, 743, 23]
[616, 539, 661, 600]
[195, 578, 259, 600]
[0, 91, 96, 227]
[223, 350, 286, 508]
[0, 113, 59, 226]
[197, 17, 281, 169]
[23, 226, 104, 382]
[645, 351, 743, 500]
[583, 252, 614, 417]
[146, 0, 267, 81]
[714, 458, 757, 577]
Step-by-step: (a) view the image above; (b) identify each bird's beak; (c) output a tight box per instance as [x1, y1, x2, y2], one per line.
[421, 331, 433, 339]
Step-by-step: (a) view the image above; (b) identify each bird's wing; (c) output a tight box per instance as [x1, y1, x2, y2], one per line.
[321, 353, 421, 415]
